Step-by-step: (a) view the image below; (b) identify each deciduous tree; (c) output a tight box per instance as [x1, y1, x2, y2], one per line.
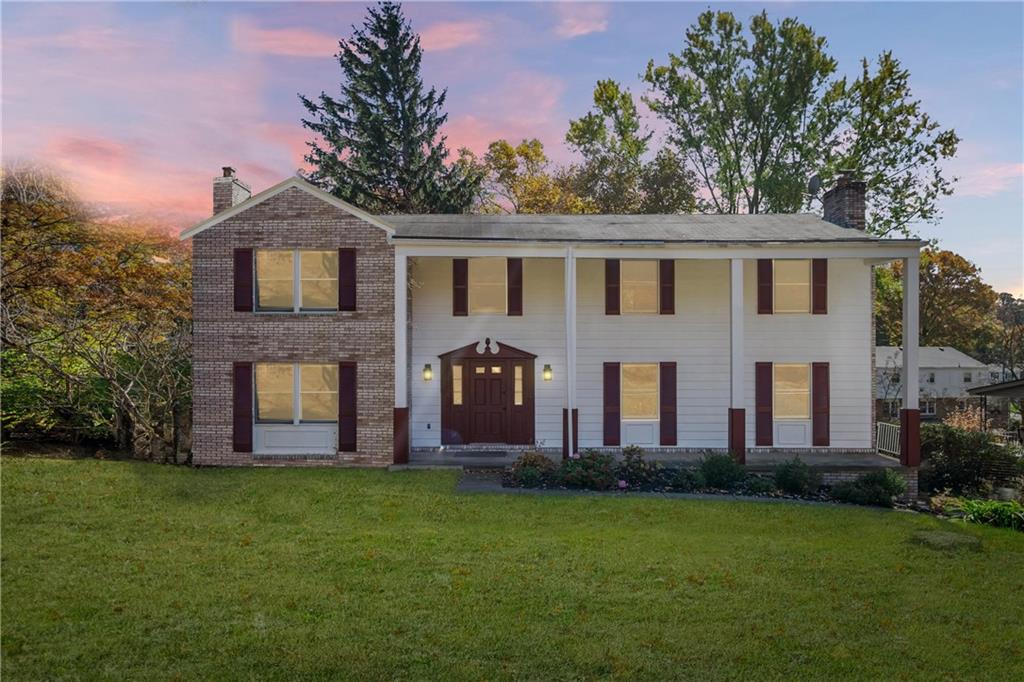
[477, 139, 593, 214]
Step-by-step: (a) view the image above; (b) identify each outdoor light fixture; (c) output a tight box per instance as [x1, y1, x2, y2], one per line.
[543, 364, 553, 381]
[423, 363, 433, 381]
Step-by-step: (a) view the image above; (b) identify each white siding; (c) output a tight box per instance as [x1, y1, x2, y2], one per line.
[576, 259, 731, 448]
[409, 255, 874, 451]
[744, 259, 872, 448]
[409, 257, 566, 447]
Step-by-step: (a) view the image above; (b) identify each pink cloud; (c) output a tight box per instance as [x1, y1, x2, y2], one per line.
[9, 26, 144, 52]
[554, 3, 609, 39]
[955, 162, 1024, 198]
[420, 20, 489, 51]
[231, 18, 338, 58]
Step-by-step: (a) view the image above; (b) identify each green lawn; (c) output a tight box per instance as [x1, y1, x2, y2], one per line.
[2, 458, 1022, 680]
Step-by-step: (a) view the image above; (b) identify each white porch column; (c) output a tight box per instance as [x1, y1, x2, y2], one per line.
[901, 256, 919, 410]
[728, 258, 746, 461]
[564, 247, 577, 456]
[393, 249, 409, 463]
[730, 259, 744, 409]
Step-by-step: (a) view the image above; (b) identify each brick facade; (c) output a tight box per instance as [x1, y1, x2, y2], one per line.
[191, 186, 395, 467]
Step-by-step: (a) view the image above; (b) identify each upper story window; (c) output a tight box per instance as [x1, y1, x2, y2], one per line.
[773, 260, 811, 313]
[256, 250, 338, 312]
[774, 363, 810, 420]
[926, 372, 936, 384]
[469, 257, 506, 314]
[255, 363, 338, 424]
[620, 260, 658, 314]
[963, 371, 972, 383]
[621, 363, 659, 420]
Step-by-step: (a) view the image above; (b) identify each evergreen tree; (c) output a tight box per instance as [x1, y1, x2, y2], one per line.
[299, 2, 481, 213]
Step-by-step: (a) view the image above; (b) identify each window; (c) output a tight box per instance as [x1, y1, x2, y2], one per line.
[963, 372, 972, 383]
[256, 251, 294, 311]
[621, 363, 659, 420]
[620, 260, 658, 314]
[452, 365, 463, 405]
[300, 251, 339, 310]
[922, 400, 936, 416]
[469, 257, 506, 314]
[255, 363, 338, 423]
[773, 260, 811, 313]
[255, 250, 338, 312]
[774, 363, 810, 419]
[514, 365, 523, 406]
[991, 371, 1001, 382]
[255, 364, 293, 422]
[885, 399, 902, 418]
[926, 372, 936, 384]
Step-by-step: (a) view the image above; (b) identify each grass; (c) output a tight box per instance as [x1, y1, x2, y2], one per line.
[2, 458, 1023, 680]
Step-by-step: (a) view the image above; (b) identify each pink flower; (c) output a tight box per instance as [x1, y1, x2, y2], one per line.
[618, 480, 628, 489]
[570, 452, 581, 460]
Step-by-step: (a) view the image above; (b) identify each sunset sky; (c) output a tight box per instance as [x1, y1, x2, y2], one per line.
[3, 1, 1022, 294]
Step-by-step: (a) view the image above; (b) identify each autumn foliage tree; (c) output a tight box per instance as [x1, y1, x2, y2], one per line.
[1, 163, 191, 461]
[875, 249, 998, 355]
[476, 139, 593, 214]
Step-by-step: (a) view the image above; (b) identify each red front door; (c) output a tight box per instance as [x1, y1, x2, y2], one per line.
[470, 361, 507, 442]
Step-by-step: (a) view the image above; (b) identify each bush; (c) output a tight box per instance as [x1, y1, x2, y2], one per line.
[952, 499, 1024, 532]
[920, 424, 1024, 495]
[509, 451, 556, 487]
[672, 468, 706, 492]
[831, 469, 907, 507]
[698, 453, 747, 490]
[744, 476, 776, 495]
[774, 459, 820, 496]
[558, 450, 617, 490]
[617, 445, 662, 487]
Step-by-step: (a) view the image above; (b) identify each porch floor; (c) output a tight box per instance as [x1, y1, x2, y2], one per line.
[405, 448, 901, 470]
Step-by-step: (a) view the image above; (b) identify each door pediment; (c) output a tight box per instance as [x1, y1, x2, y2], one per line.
[439, 337, 537, 361]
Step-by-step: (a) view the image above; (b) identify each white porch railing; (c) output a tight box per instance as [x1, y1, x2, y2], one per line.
[876, 421, 901, 457]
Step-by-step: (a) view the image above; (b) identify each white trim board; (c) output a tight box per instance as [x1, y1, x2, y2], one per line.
[179, 176, 395, 240]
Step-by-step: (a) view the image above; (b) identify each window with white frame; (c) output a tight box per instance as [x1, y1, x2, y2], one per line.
[621, 363, 659, 420]
[926, 372, 936, 384]
[468, 257, 506, 314]
[773, 260, 811, 313]
[963, 371, 972, 383]
[620, 260, 659, 314]
[255, 363, 338, 423]
[922, 400, 936, 416]
[774, 363, 811, 419]
[255, 250, 338, 312]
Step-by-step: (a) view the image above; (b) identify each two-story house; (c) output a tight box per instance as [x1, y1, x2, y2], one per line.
[876, 346, 993, 421]
[181, 168, 924, 469]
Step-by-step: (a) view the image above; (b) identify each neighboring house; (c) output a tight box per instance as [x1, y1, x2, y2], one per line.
[875, 346, 989, 421]
[181, 169, 924, 468]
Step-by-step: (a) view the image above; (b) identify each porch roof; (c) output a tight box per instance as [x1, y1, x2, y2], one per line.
[387, 213, 920, 246]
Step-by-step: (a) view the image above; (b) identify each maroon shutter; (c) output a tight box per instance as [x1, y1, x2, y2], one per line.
[338, 362, 357, 451]
[755, 362, 773, 446]
[232, 362, 253, 452]
[757, 259, 772, 314]
[338, 248, 356, 311]
[507, 257, 523, 316]
[233, 248, 253, 312]
[452, 259, 468, 316]
[812, 259, 827, 314]
[812, 362, 830, 446]
[659, 260, 675, 315]
[605, 259, 620, 315]
[659, 362, 677, 446]
[603, 362, 620, 445]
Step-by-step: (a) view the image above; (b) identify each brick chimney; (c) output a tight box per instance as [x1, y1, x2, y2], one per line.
[213, 166, 251, 214]
[822, 170, 866, 230]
